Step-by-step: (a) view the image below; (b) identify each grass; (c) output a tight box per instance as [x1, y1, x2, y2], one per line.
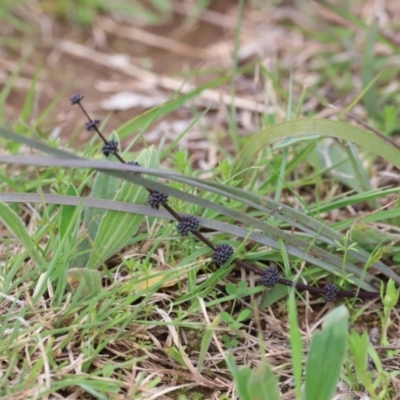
[2, 1, 400, 399]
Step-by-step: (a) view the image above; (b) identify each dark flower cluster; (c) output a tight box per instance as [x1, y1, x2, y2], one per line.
[85, 119, 100, 131]
[102, 140, 119, 157]
[70, 93, 84, 105]
[323, 283, 339, 303]
[261, 266, 280, 288]
[177, 215, 200, 236]
[213, 244, 234, 266]
[148, 191, 169, 210]
[70, 93, 381, 303]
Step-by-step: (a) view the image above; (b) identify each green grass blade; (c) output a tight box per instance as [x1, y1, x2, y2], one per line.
[288, 290, 303, 399]
[0, 50, 32, 122]
[197, 314, 220, 372]
[361, 19, 380, 121]
[236, 119, 400, 173]
[59, 183, 79, 240]
[16, 65, 41, 134]
[228, 0, 244, 153]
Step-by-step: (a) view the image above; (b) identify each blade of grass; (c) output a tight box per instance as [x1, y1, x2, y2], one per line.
[236, 119, 400, 172]
[228, 0, 244, 153]
[288, 290, 303, 400]
[361, 19, 380, 121]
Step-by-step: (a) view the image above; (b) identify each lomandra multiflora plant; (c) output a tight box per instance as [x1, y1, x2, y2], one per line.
[71, 93, 381, 302]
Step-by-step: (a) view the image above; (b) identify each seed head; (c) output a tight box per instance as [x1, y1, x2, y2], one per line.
[70, 93, 84, 105]
[102, 140, 119, 157]
[261, 266, 280, 288]
[148, 191, 169, 210]
[85, 119, 101, 131]
[323, 283, 339, 303]
[213, 244, 234, 266]
[127, 161, 141, 176]
[177, 216, 200, 236]
[127, 161, 141, 167]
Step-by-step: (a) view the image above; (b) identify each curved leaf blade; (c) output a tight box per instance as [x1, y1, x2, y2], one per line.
[236, 119, 400, 173]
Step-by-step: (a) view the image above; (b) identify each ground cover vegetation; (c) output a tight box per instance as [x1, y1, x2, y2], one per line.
[1, 0, 400, 399]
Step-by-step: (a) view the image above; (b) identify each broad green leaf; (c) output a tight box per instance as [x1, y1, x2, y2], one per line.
[73, 144, 122, 269]
[260, 285, 289, 309]
[304, 305, 349, 400]
[226, 353, 252, 400]
[84, 146, 159, 269]
[0, 201, 44, 266]
[67, 268, 103, 299]
[247, 361, 283, 400]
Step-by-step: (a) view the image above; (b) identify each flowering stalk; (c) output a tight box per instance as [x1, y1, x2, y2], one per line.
[70, 93, 381, 303]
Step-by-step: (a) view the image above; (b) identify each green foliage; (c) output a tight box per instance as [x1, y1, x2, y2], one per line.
[347, 329, 393, 399]
[197, 315, 220, 372]
[220, 309, 250, 331]
[236, 119, 400, 174]
[75, 145, 160, 269]
[288, 290, 303, 399]
[379, 279, 400, 346]
[2, 124, 395, 291]
[226, 354, 282, 400]
[228, 305, 350, 400]
[304, 306, 349, 400]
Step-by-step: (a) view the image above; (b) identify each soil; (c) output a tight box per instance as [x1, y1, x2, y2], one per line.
[3, 0, 239, 147]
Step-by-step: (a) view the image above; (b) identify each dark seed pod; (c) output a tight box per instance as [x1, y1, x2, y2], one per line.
[85, 119, 101, 131]
[213, 244, 234, 266]
[261, 266, 280, 288]
[323, 283, 339, 303]
[127, 161, 141, 175]
[102, 140, 119, 157]
[148, 192, 169, 210]
[177, 216, 200, 236]
[70, 93, 84, 105]
[127, 161, 141, 167]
